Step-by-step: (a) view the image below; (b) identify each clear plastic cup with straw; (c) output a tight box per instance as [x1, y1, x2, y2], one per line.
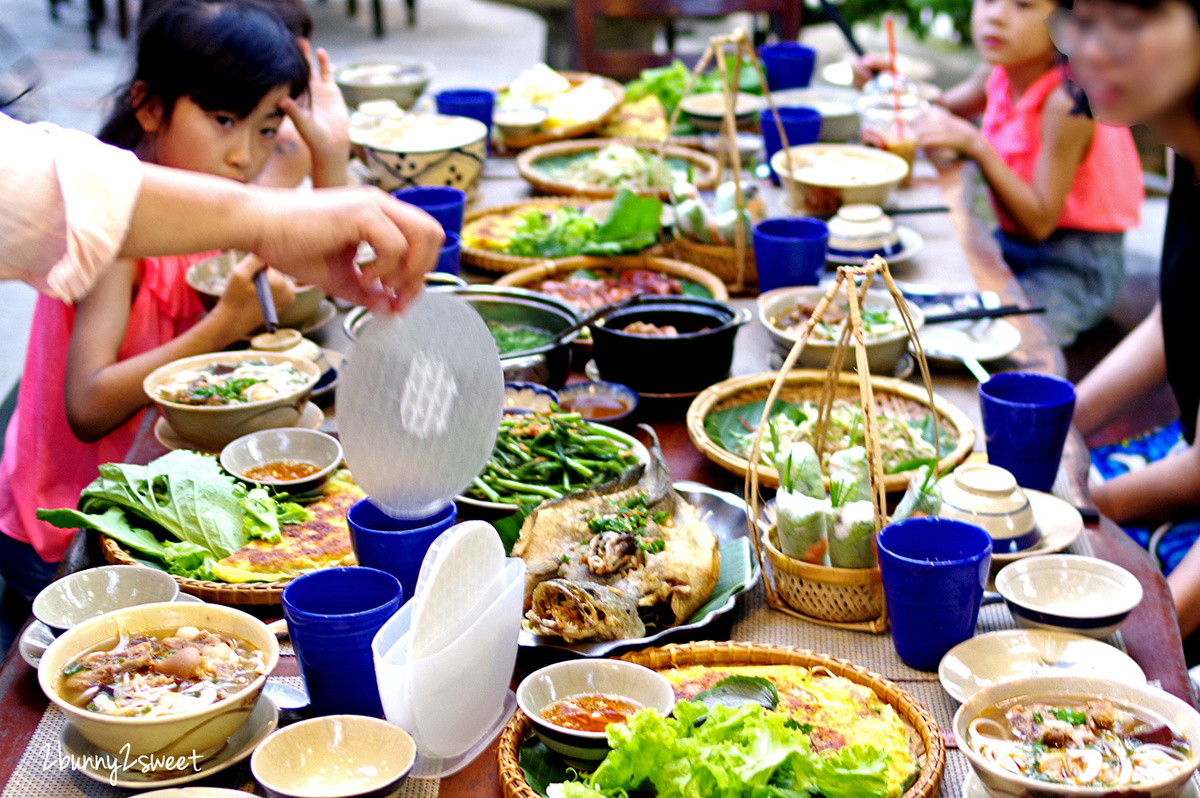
[858, 71, 929, 186]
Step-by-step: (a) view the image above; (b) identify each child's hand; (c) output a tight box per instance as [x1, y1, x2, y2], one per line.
[916, 107, 984, 160]
[212, 256, 297, 340]
[279, 42, 351, 187]
[849, 53, 892, 90]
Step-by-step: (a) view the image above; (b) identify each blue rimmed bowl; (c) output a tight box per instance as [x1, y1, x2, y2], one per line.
[516, 659, 675, 761]
[557, 381, 638, 425]
[995, 554, 1142, 639]
[504, 382, 559, 413]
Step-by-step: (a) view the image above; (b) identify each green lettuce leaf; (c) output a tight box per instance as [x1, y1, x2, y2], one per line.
[37, 507, 167, 559]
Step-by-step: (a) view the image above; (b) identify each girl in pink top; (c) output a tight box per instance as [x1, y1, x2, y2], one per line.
[0, 0, 351, 598]
[916, 0, 1144, 346]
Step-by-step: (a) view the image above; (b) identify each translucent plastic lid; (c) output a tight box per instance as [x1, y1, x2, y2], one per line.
[338, 292, 504, 518]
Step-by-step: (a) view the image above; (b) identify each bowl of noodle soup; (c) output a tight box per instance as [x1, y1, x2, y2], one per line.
[954, 676, 1200, 798]
[38, 601, 278, 763]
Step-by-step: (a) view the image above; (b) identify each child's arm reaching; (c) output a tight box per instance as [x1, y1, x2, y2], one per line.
[918, 85, 1093, 242]
[276, 43, 350, 189]
[63, 256, 294, 442]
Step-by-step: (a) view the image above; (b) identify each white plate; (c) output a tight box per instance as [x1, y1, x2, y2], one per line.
[826, 225, 924, 266]
[962, 771, 1200, 798]
[518, 482, 762, 656]
[457, 422, 650, 514]
[989, 490, 1083, 569]
[20, 594, 204, 669]
[939, 629, 1146, 705]
[917, 317, 1022, 365]
[153, 402, 324, 454]
[60, 696, 277, 788]
[141, 789, 254, 797]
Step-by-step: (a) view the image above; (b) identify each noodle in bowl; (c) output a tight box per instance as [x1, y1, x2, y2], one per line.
[953, 676, 1200, 798]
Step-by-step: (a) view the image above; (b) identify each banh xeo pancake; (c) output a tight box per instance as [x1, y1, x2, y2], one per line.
[211, 469, 362, 582]
[461, 204, 561, 252]
[662, 664, 922, 798]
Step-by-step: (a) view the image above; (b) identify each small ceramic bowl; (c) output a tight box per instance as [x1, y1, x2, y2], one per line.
[826, 204, 902, 259]
[32, 565, 179, 637]
[770, 143, 909, 215]
[504, 382, 560, 413]
[220, 428, 343, 494]
[494, 105, 549, 139]
[186, 253, 325, 330]
[936, 464, 1039, 553]
[995, 554, 1143, 639]
[334, 59, 435, 110]
[251, 715, 416, 798]
[359, 113, 488, 198]
[678, 91, 763, 131]
[517, 659, 675, 761]
[557, 381, 638, 424]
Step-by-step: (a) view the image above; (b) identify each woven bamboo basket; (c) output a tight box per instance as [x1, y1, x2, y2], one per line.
[516, 138, 721, 199]
[494, 72, 625, 151]
[497, 641, 946, 798]
[670, 235, 758, 294]
[763, 526, 887, 629]
[99, 535, 316, 605]
[685, 370, 974, 494]
[460, 197, 609, 273]
[494, 254, 728, 303]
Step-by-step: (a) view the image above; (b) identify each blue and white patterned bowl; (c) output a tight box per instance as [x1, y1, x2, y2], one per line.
[557, 381, 638, 425]
[995, 554, 1142, 639]
[361, 113, 487, 199]
[517, 660, 675, 761]
[504, 382, 559, 413]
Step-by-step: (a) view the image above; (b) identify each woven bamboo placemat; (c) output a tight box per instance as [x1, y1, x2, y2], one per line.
[1, 675, 440, 798]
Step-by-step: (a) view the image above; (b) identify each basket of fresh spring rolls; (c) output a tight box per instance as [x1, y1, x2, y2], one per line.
[743, 257, 948, 632]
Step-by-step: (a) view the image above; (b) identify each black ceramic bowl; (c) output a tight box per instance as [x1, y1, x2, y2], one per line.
[590, 297, 750, 395]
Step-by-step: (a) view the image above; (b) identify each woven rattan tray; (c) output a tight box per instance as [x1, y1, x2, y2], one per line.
[494, 255, 728, 303]
[516, 139, 721, 200]
[497, 641, 946, 798]
[495, 72, 625, 151]
[671, 235, 757, 294]
[460, 198, 667, 273]
[100, 535, 289, 605]
[686, 370, 975, 494]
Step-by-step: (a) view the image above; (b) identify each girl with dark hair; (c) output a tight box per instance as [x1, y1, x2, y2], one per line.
[1066, 0, 1200, 644]
[0, 0, 351, 598]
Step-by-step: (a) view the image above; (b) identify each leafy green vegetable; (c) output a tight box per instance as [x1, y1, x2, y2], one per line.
[505, 189, 662, 259]
[559, 700, 889, 798]
[693, 676, 780, 712]
[625, 57, 764, 119]
[702, 399, 807, 458]
[1049, 708, 1088, 726]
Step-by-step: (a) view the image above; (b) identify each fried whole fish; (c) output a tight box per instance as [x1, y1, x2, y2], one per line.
[512, 427, 720, 642]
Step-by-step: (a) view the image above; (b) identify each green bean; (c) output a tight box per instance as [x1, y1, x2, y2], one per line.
[492, 478, 562, 499]
[472, 477, 501, 502]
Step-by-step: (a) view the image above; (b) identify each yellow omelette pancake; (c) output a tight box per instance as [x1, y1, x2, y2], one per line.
[461, 204, 556, 252]
[211, 469, 363, 582]
[661, 664, 921, 798]
[599, 95, 669, 141]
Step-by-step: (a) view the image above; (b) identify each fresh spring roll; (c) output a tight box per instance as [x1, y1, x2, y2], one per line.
[776, 488, 830, 564]
[774, 441, 825, 500]
[828, 500, 878, 568]
[829, 446, 872, 504]
[891, 465, 942, 523]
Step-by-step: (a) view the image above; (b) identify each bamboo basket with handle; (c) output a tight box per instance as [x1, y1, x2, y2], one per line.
[744, 255, 945, 632]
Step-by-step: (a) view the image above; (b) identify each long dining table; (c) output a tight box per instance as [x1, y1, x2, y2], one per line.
[0, 154, 1190, 798]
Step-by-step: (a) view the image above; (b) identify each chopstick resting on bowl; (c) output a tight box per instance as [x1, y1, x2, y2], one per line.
[923, 305, 1046, 325]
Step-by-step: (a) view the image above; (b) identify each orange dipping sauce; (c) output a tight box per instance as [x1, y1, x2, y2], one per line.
[561, 394, 629, 420]
[242, 460, 320, 482]
[540, 693, 641, 732]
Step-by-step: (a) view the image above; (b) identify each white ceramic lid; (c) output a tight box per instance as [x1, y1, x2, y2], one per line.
[338, 291, 504, 518]
[941, 463, 1030, 515]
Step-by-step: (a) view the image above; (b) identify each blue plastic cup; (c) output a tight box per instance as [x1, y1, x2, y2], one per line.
[391, 186, 467, 235]
[759, 106, 823, 185]
[435, 88, 495, 148]
[878, 517, 993, 671]
[282, 566, 403, 717]
[436, 231, 462, 276]
[758, 42, 817, 91]
[752, 217, 829, 292]
[979, 372, 1077, 493]
[347, 499, 458, 604]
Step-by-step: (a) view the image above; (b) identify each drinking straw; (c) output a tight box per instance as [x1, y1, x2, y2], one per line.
[886, 15, 904, 138]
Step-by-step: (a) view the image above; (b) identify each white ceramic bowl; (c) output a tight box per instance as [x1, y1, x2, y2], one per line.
[769, 86, 862, 141]
[937, 464, 1039, 553]
[251, 715, 416, 798]
[678, 91, 762, 131]
[494, 105, 549, 139]
[516, 659, 675, 760]
[334, 59, 435, 110]
[954, 676, 1200, 798]
[826, 204, 902, 259]
[770, 143, 909, 215]
[219, 428, 343, 494]
[359, 112, 488, 198]
[557, 381, 638, 424]
[186, 252, 325, 330]
[143, 351, 321, 452]
[38, 601, 278, 761]
[757, 284, 923, 373]
[32, 565, 179, 637]
[995, 555, 1143, 638]
[503, 382, 559, 413]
